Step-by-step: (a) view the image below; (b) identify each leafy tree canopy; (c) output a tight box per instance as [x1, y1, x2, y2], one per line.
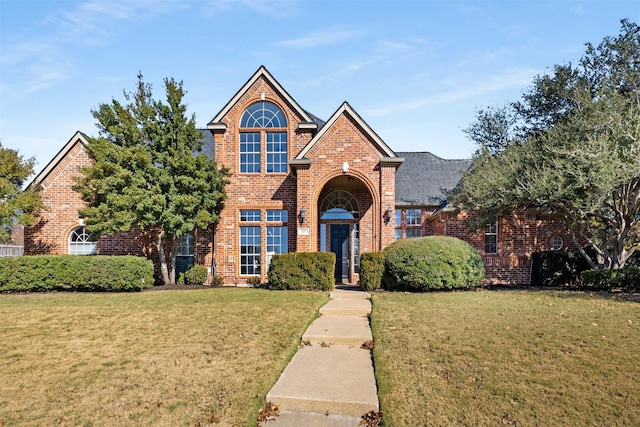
[452, 19, 640, 269]
[0, 142, 43, 243]
[74, 74, 229, 284]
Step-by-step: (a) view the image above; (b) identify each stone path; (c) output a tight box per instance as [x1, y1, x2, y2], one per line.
[261, 286, 378, 426]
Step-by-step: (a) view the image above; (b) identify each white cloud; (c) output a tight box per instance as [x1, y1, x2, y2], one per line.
[364, 67, 540, 116]
[276, 29, 364, 48]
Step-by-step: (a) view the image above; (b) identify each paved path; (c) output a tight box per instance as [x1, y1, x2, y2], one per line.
[261, 286, 378, 426]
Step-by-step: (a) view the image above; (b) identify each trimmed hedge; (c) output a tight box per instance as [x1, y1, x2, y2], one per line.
[183, 265, 208, 285]
[359, 251, 386, 291]
[384, 236, 484, 291]
[581, 267, 640, 292]
[267, 252, 335, 291]
[531, 248, 595, 287]
[384, 236, 484, 292]
[0, 255, 154, 292]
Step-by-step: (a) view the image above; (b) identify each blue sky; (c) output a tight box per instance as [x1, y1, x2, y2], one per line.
[1, 0, 638, 178]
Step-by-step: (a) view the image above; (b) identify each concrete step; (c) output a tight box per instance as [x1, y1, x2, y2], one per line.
[330, 288, 370, 300]
[319, 297, 371, 317]
[266, 345, 378, 417]
[260, 410, 361, 426]
[302, 315, 372, 347]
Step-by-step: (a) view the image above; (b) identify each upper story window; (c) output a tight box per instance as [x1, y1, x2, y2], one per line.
[240, 101, 287, 128]
[239, 101, 288, 174]
[266, 132, 287, 173]
[406, 209, 422, 226]
[240, 210, 261, 222]
[240, 132, 260, 173]
[69, 226, 97, 255]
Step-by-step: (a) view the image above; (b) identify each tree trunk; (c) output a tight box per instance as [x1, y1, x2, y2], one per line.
[170, 235, 177, 284]
[156, 231, 171, 285]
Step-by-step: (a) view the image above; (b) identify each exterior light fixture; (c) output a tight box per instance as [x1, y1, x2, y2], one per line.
[299, 207, 307, 224]
[384, 206, 393, 224]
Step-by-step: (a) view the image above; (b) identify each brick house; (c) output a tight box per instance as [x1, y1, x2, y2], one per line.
[25, 66, 573, 285]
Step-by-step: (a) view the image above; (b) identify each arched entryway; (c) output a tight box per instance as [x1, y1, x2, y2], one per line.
[318, 176, 373, 283]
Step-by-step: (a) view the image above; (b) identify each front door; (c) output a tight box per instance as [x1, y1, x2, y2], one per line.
[330, 224, 349, 283]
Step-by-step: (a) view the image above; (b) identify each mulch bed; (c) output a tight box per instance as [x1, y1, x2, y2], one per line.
[145, 284, 216, 291]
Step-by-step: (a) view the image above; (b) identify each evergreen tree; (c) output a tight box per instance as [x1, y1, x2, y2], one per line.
[0, 142, 44, 243]
[75, 74, 229, 284]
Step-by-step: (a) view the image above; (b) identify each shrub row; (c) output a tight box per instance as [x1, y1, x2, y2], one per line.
[267, 252, 335, 291]
[531, 248, 595, 286]
[581, 267, 640, 292]
[359, 237, 484, 292]
[0, 255, 154, 292]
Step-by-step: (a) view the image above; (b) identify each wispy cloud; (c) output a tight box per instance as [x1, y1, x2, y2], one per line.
[364, 67, 540, 116]
[276, 29, 364, 48]
[1, 0, 183, 97]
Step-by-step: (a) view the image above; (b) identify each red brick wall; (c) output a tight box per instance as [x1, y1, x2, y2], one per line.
[431, 210, 574, 285]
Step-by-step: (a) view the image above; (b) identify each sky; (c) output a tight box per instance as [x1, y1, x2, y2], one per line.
[1, 0, 638, 179]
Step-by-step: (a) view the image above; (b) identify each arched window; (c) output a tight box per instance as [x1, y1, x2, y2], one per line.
[240, 101, 287, 128]
[68, 226, 97, 255]
[239, 102, 288, 174]
[320, 190, 359, 220]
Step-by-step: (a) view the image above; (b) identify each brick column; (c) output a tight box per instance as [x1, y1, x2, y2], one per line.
[291, 160, 313, 252]
[379, 157, 403, 250]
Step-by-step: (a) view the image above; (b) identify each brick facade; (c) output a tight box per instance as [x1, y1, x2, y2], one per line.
[25, 67, 573, 286]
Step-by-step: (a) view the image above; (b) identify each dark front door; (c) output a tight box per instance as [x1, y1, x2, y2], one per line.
[330, 224, 349, 283]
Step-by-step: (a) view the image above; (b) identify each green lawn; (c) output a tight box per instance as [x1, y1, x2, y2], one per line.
[371, 289, 640, 426]
[0, 288, 327, 426]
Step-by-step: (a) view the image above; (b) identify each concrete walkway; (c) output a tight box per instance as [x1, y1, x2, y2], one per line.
[261, 286, 378, 426]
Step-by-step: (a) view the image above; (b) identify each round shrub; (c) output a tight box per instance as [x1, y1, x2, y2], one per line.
[384, 236, 484, 291]
[183, 265, 209, 285]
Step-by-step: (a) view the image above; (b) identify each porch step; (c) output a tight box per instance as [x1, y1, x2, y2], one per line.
[302, 315, 372, 347]
[330, 288, 370, 300]
[319, 297, 371, 317]
[265, 345, 378, 417]
[261, 410, 361, 426]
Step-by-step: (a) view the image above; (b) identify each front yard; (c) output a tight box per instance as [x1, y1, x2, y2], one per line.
[0, 288, 327, 426]
[371, 289, 640, 426]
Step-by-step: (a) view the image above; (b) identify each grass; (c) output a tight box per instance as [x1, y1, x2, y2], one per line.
[371, 289, 640, 426]
[0, 288, 327, 426]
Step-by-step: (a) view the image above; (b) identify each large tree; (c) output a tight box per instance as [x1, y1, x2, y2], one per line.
[0, 142, 44, 243]
[74, 74, 229, 284]
[452, 20, 640, 269]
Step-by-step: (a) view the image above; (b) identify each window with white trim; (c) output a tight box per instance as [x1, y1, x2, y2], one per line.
[68, 226, 97, 255]
[240, 132, 260, 173]
[485, 222, 498, 254]
[405, 228, 422, 238]
[266, 210, 288, 267]
[266, 132, 287, 173]
[406, 209, 422, 226]
[550, 235, 564, 251]
[240, 226, 260, 275]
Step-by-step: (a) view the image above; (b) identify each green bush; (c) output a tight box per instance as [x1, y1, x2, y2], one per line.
[0, 255, 154, 292]
[581, 267, 640, 292]
[184, 265, 208, 285]
[359, 251, 386, 291]
[383, 236, 484, 292]
[245, 276, 262, 287]
[267, 252, 335, 291]
[531, 248, 595, 286]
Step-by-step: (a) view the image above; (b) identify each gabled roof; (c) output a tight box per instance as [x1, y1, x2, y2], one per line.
[294, 101, 397, 160]
[207, 66, 316, 131]
[395, 152, 471, 207]
[28, 131, 89, 191]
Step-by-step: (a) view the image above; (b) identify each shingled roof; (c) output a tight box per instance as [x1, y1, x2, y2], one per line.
[395, 152, 471, 207]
